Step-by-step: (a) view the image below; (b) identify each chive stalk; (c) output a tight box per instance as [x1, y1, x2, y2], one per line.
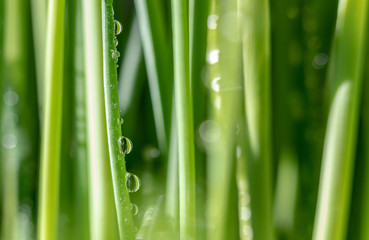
[101, 1, 135, 239]
[239, 0, 275, 239]
[171, 0, 196, 238]
[37, 0, 65, 239]
[82, 0, 119, 239]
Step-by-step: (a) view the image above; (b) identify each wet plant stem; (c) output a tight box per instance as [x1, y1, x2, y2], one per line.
[101, 1, 135, 239]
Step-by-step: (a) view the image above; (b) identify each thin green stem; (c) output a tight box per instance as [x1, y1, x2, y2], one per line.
[101, 1, 135, 239]
[71, 0, 89, 239]
[360, 74, 369, 240]
[171, 0, 196, 239]
[165, 106, 178, 221]
[37, 0, 65, 239]
[82, 0, 119, 239]
[30, 0, 47, 117]
[190, 2, 209, 238]
[134, 0, 174, 152]
[206, 0, 242, 239]
[313, 0, 369, 239]
[239, 0, 274, 239]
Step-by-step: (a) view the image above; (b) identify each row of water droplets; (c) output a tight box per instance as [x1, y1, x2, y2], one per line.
[2, 90, 19, 150]
[118, 125, 140, 218]
[111, 20, 122, 68]
[206, 14, 222, 96]
[112, 16, 140, 217]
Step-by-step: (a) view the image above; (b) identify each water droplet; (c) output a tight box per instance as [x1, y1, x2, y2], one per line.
[207, 14, 219, 29]
[124, 218, 128, 224]
[240, 207, 251, 221]
[111, 50, 120, 60]
[118, 118, 124, 125]
[211, 77, 221, 92]
[125, 173, 141, 192]
[242, 225, 253, 238]
[2, 134, 17, 149]
[114, 37, 118, 46]
[114, 20, 122, 35]
[206, 49, 220, 64]
[312, 53, 329, 69]
[199, 120, 221, 143]
[142, 145, 160, 161]
[118, 136, 133, 154]
[3, 90, 19, 106]
[130, 203, 138, 215]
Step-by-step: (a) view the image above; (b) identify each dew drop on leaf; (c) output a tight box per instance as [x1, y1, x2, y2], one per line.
[114, 20, 122, 35]
[125, 173, 141, 193]
[111, 50, 120, 60]
[118, 136, 133, 154]
[2, 134, 17, 149]
[130, 203, 138, 215]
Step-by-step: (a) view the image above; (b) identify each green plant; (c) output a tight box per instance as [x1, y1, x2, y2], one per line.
[1, 0, 369, 240]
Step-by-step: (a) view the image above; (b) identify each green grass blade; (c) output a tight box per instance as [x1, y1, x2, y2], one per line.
[359, 68, 369, 240]
[1, 1, 27, 239]
[189, 2, 209, 237]
[171, 0, 196, 239]
[30, 0, 47, 117]
[165, 107, 178, 221]
[82, 1, 119, 239]
[313, 0, 369, 239]
[239, 0, 274, 239]
[134, 0, 174, 152]
[101, 1, 136, 239]
[37, 0, 65, 239]
[205, 0, 242, 239]
[118, 16, 143, 115]
[70, 0, 89, 239]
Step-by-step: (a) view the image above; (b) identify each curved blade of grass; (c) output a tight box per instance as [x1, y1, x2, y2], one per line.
[171, 0, 196, 239]
[134, 0, 174, 152]
[312, 0, 369, 239]
[101, 1, 135, 239]
[82, 1, 120, 239]
[37, 0, 65, 239]
[239, 0, 275, 239]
